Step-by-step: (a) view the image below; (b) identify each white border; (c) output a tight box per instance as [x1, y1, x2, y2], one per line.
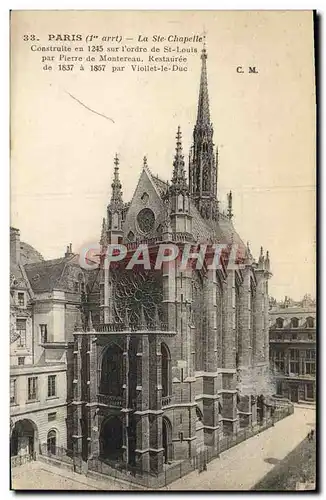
[1, 3, 323, 499]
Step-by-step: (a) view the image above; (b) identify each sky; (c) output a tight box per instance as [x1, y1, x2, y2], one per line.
[10, 10, 316, 301]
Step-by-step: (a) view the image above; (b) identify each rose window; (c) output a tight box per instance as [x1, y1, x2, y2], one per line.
[137, 208, 155, 234]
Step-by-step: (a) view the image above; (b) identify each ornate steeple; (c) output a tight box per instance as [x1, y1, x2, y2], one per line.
[196, 45, 210, 126]
[169, 127, 192, 234]
[265, 250, 270, 272]
[227, 191, 233, 220]
[170, 126, 188, 194]
[258, 246, 265, 270]
[189, 46, 218, 221]
[107, 154, 124, 237]
[110, 153, 123, 208]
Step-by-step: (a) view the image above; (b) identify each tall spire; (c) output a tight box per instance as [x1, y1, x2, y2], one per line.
[110, 153, 123, 207]
[107, 153, 124, 237]
[100, 217, 107, 246]
[227, 191, 233, 220]
[170, 126, 187, 193]
[196, 46, 210, 127]
[258, 246, 265, 270]
[189, 44, 218, 221]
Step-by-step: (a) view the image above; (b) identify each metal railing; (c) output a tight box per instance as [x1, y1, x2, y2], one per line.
[93, 323, 125, 333]
[172, 232, 194, 243]
[36, 404, 294, 488]
[93, 322, 171, 333]
[162, 395, 172, 407]
[98, 394, 123, 408]
[39, 444, 74, 465]
[125, 236, 164, 251]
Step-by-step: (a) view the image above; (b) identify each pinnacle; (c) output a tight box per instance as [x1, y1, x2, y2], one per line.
[171, 126, 187, 192]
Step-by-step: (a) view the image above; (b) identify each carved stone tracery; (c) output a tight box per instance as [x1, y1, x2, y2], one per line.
[111, 267, 163, 328]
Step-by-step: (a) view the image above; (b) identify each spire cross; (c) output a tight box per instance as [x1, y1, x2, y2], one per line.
[201, 26, 207, 58]
[227, 191, 233, 219]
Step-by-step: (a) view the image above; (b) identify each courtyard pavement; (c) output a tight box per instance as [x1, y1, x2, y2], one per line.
[163, 405, 316, 490]
[11, 405, 315, 491]
[11, 460, 142, 491]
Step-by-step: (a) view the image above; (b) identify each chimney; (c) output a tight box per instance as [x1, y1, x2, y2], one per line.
[65, 243, 73, 258]
[10, 227, 20, 265]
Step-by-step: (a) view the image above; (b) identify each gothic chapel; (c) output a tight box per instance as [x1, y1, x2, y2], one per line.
[70, 47, 273, 475]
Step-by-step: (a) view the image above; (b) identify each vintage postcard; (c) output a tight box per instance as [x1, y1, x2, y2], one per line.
[10, 10, 316, 491]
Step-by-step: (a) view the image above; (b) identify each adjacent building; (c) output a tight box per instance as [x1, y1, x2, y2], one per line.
[10, 228, 84, 462]
[269, 295, 316, 403]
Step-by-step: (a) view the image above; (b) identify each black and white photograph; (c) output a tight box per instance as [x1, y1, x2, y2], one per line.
[9, 10, 316, 491]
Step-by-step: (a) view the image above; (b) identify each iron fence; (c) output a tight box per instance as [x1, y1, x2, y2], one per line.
[37, 403, 293, 488]
[39, 444, 74, 465]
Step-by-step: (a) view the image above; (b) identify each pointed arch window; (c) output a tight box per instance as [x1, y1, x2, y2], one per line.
[137, 208, 155, 234]
[100, 344, 124, 397]
[141, 192, 149, 204]
[161, 343, 171, 398]
[112, 212, 119, 229]
[127, 231, 135, 242]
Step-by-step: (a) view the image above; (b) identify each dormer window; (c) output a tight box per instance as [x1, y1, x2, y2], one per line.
[291, 317, 299, 328]
[18, 292, 25, 307]
[276, 317, 284, 329]
[306, 317, 314, 328]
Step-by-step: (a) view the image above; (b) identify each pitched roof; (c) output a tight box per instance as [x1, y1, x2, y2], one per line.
[149, 170, 245, 247]
[151, 174, 169, 196]
[20, 242, 44, 265]
[25, 254, 81, 292]
[10, 263, 29, 290]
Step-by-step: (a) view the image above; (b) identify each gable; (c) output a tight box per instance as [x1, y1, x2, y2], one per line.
[123, 168, 167, 241]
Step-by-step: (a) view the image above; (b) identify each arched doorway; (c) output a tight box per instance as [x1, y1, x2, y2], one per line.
[47, 430, 57, 455]
[100, 344, 123, 397]
[162, 417, 172, 464]
[10, 419, 37, 458]
[100, 416, 123, 462]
